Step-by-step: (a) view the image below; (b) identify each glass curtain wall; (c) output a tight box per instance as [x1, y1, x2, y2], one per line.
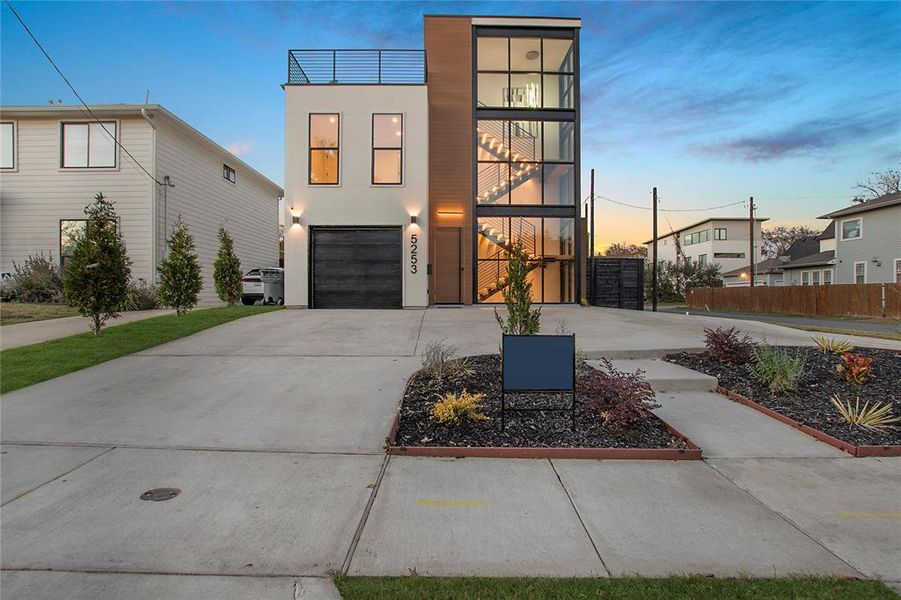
[476, 120, 574, 206]
[476, 37, 574, 109]
[476, 216, 575, 303]
[474, 27, 578, 304]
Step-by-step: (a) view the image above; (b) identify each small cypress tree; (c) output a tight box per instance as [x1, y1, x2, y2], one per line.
[157, 216, 202, 315]
[494, 240, 541, 335]
[213, 225, 242, 306]
[63, 193, 132, 334]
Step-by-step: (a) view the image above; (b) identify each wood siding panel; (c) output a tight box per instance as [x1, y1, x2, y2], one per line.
[425, 16, 473, 304]
[0, 118, 154, 279]
[155, 121, 280, 305]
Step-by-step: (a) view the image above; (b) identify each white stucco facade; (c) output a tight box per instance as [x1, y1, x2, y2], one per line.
[283, 85, 429, 308]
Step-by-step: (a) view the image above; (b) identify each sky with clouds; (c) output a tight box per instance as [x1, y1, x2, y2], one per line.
[2, 1, 899, 248]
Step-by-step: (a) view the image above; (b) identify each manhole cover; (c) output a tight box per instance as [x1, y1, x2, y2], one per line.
[140, 487, 180, 502]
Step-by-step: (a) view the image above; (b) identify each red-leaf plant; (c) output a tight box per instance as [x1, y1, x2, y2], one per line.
[577, 358, 660, 430]
[836, 352, 874, 385]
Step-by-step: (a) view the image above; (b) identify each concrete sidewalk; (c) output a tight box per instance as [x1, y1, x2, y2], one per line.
[2, 306, 898, 597]
[0, 309, 172, 350]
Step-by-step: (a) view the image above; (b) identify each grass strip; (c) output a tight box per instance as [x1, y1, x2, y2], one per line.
[334, 576, 897, 600]
[0, 302, 80, 325]
[1, 306, 280, 394]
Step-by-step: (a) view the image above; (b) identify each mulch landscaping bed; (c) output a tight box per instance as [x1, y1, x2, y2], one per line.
[388, 355, 699, 459]
[665, 346, 901, 454]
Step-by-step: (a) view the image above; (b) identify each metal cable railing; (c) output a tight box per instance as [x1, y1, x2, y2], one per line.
[287, 49, 426, 85]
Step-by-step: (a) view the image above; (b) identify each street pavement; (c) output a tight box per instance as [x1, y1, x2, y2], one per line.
[2, 306, 899, 598]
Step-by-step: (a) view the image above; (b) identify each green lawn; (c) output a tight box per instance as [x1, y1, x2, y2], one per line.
[0, 306, 280, 394]
[334, 576, 897, 600]
[0, 302, 80, 325]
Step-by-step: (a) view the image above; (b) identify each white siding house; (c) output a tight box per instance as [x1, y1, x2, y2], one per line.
[0, 105, 283, 305]
[645, 217, 767, 281]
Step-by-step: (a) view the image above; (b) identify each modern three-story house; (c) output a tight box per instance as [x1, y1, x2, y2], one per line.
[282, 15, 582, 308]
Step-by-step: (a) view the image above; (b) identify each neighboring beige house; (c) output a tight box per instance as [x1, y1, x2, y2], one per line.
[644, 216, 768, 279]
[0, 105, 283, 304]
[722, 235, 819, 287]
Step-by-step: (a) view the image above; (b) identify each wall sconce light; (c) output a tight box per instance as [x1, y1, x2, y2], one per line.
[292, 215, 301, 226]
[410, 215, 418, 225]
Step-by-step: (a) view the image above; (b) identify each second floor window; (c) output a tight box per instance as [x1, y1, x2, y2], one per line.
[223, 164, 236, 183]
[714, 228, 727, 240]
[62, 122, 116, 168]
[372, 114, 403, 185]
[0, 122, 14, 169]
[841, 218, 861, 240]
[309, 113, 339, 185]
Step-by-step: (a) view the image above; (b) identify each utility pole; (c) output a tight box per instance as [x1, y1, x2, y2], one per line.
[589, 168, 595, 258]
[652, 187, 658, 312]
[749, 196, 755, 287]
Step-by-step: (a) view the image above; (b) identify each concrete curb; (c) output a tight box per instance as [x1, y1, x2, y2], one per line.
[716, 386, 901, 458]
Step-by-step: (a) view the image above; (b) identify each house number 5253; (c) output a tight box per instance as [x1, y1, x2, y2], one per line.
[410, 233, 419, 274]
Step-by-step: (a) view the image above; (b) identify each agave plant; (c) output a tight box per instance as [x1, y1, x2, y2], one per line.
[830, 395, 900, 430]
[812, 335, 854, 355]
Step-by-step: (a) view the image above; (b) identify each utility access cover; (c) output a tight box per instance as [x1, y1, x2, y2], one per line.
[140, 487, 180, 502]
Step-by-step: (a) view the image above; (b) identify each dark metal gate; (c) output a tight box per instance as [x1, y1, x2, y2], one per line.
[587, 257, 644, 310]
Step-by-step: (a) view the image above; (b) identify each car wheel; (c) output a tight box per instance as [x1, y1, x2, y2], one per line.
[242, 297, 255, 306]
[277, 298, 284, 305]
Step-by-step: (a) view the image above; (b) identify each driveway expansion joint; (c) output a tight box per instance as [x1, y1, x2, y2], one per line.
[548, 458, 611, 577]
[702, 459, 864, 578]
[341, 454, 391, 575]
[0, 446, 115, 507]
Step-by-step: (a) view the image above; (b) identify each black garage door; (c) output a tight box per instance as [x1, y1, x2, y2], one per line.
[311, 227, 402, 309]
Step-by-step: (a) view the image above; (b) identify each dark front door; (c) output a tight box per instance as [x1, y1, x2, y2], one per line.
[433, 227, 463, 303]
[311, 227, 402, 309]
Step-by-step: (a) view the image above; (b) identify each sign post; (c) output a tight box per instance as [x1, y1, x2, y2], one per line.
[501, 334, 577, 431]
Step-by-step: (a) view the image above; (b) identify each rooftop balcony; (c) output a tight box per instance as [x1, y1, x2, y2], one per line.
[287, 49, 426, 85]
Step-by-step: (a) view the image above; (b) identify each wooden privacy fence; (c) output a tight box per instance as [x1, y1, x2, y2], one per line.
[686, 283, 901, 319]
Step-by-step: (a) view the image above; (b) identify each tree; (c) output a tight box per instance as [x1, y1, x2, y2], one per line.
[645, 260, 722, 303]
[494, 241, 541, 335]
[853, 167, 899, 202]
[63, 193, 132, 334]
[604, 242, 647, 258]
[213, 225, 242, 306]
[157, 216, 202, 315]
[761, 225, 820, 259]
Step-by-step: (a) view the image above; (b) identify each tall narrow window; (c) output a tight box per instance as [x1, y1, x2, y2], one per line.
[372, 113, 402, 185]
[854, 262, 866, 284]
[62, 122, 116, 168]
[60, 219, 87, 269]
[223, 164, 236, 183]
[0, 122, 14, 169]
[309, 113, 339, 185]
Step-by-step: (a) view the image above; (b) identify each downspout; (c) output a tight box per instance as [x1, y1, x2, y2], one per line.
[141, 107, 160, 280]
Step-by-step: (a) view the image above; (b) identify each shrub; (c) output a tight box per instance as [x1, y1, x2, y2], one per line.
[213, 225, 243, 306]
[751, 345, 805, 393]
[578, 359, 660, 430]
[432, 390, 489, 425]
[812, 335, 854, 355]
[494, 240, 541, 336]
[836, 353, 874, 385]
[830, 395, 899, 429]
[704, 327, 755, 364]
[157, 216, 203, 315]
[645, 259, 722, 303]
[63, 193, 132, 334]
[9, 253, 64, 303]
[125, 279, 159, 311]
[421, 339, 472, 383]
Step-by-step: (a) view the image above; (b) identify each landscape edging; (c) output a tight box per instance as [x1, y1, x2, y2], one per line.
[384, 411, 703, 460]
[716, 386, 901, 458]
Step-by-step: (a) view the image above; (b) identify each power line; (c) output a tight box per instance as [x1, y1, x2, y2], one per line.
[4, 0, 162, 186]
[598, 195, 747, 212]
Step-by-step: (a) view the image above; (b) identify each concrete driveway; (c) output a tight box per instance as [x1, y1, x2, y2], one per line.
[2, 307, 899, 597]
